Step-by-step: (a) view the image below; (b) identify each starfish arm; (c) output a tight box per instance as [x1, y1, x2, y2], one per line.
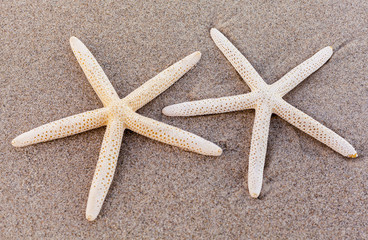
[210, 28, 267, 91]
[86, 118, 125, 221]
[124, 51, 201, 111]
[248, 103, 272, 198]
[124, 112, 222, 156]
[271, 46, 333, 96]
[273, 99, 357, 158]
[12, 108, 108, 147]
[70, 37, 120, 106]
[162, 92, 258, 116]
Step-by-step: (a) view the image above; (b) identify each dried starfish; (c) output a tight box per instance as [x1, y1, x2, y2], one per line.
[12, 37, 222, 221]
[163, 28, 358, 198]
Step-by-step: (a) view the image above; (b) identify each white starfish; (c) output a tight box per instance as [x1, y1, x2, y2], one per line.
[163, 28, 358, 198]
[12, 37, 222, 221]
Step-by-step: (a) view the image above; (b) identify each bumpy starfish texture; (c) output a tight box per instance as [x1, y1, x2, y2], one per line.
[12, 37, 222, 221]
[163, 28, 358, 198]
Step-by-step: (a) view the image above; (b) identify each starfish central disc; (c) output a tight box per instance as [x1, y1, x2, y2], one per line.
[107, 100, 128, 120]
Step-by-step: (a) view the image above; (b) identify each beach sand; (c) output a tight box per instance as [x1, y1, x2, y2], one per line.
[1, 1, 367, 238]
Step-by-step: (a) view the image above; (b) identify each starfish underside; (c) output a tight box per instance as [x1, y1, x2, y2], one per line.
[163, 28, 358, 198]
[12, 37, 222, 221]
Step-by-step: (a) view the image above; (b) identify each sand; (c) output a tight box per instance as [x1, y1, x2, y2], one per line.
[1, 0, 367, 239]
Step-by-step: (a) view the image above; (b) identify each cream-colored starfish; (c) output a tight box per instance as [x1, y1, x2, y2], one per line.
[12, 37, 222, 221]
[163, 28, 358, 198]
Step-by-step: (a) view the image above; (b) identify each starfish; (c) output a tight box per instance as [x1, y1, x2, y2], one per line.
[163, 28, 358, 198]
[12, 37, 222, 221]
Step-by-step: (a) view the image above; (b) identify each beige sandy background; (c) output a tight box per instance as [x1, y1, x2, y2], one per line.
[1, 0, 367, 239]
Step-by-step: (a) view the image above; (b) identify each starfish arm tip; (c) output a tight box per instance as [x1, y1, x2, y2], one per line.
[69, 36, 84, 50]
[195, 140, 222, 156]
[85, 193, 101, 221]
[193, 50, 201, 59]
[11, 135, 27, 147]
[343, 144, 358, 158]
[248, 182, 261, 198]
[247, 178, 263, 200]
[185, 51, 201, 66]
[11, 138, 19, 147]
[210, 28, 220, 38]
[212, 145, 223, 156]
[348, 152, 358, 158]
[325, 46, 333, 56]
[69, 36, 79, 45]
[250, 192, 260, 198]
[161, 105, 176, 116]
[86, 213, 97, 221]
[320, 46, 333, 59]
